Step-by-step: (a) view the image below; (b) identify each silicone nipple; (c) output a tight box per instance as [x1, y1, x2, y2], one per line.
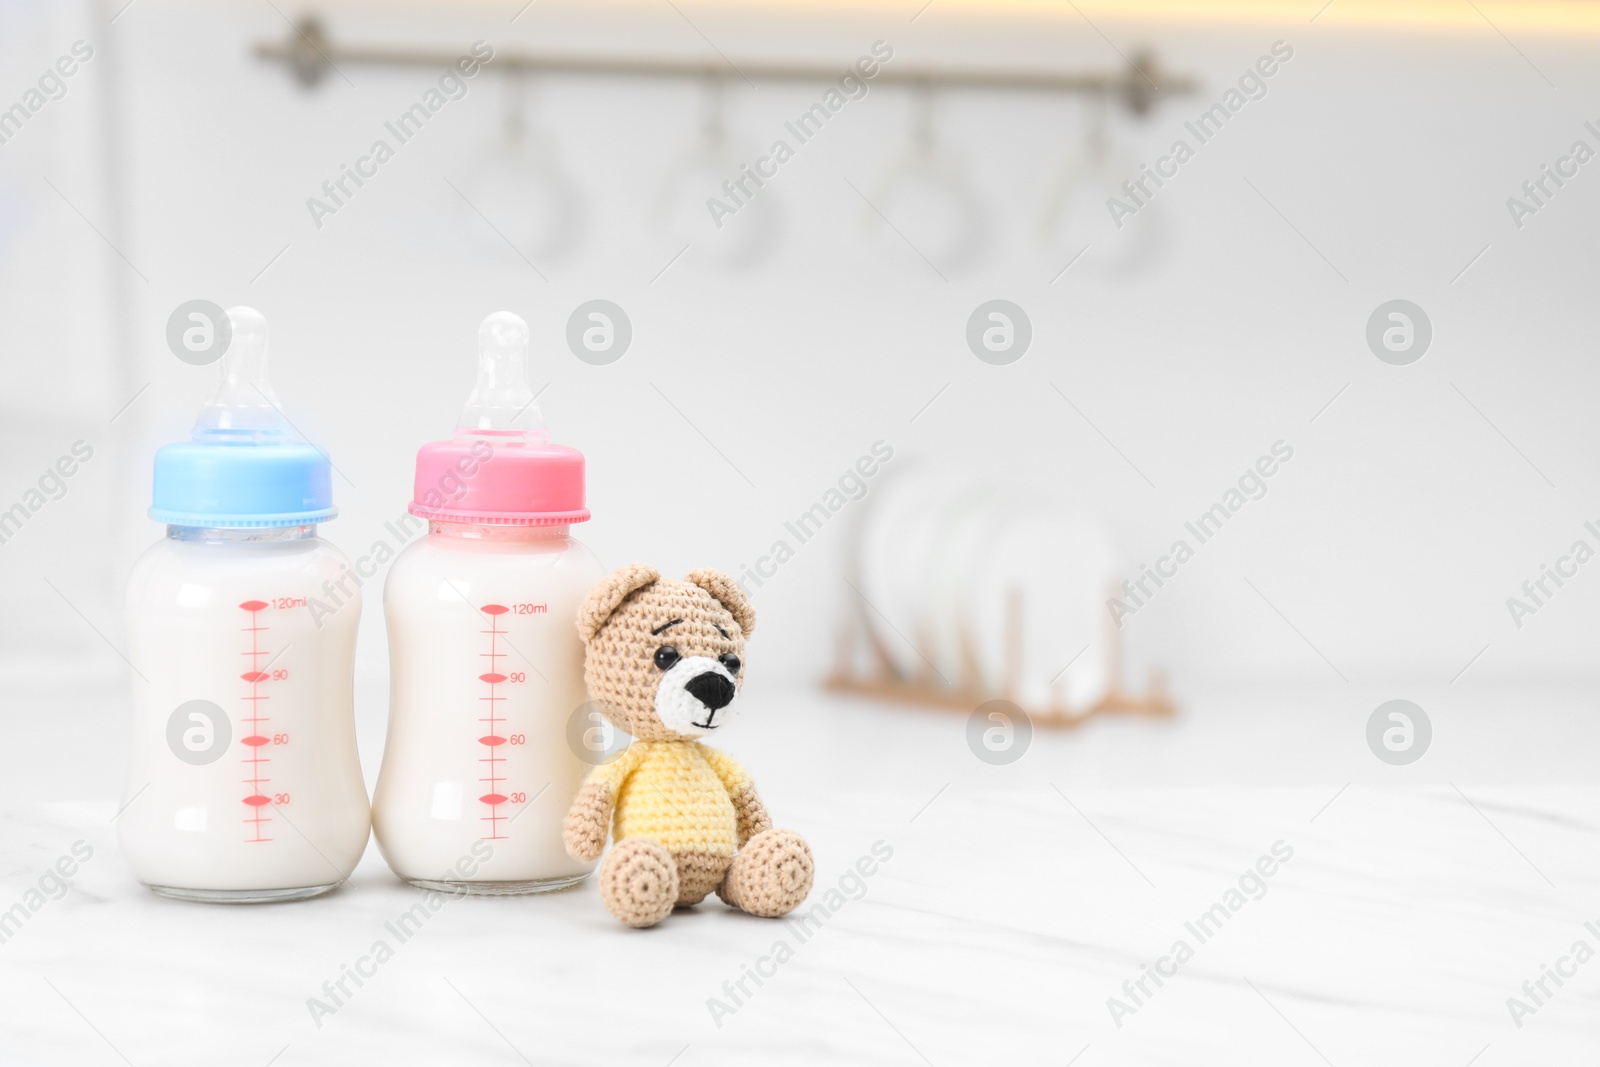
[456, 311, 548, 440]
[192, 307, 295, 444]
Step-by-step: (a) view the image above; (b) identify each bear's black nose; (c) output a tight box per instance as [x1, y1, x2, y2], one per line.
[685, 671, 735, 711]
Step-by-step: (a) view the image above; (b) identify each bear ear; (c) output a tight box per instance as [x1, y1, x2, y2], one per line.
[684, 569, 755, 638]
[577, 563, 660, 642]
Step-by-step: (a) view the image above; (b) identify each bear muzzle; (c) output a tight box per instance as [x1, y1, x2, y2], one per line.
[654, 656, 741, 736]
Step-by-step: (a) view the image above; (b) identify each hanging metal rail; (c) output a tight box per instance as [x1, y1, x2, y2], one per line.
[254, 17, 1197, 113]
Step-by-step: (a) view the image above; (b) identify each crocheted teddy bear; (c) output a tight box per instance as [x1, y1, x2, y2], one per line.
[563, 564, 814, 928]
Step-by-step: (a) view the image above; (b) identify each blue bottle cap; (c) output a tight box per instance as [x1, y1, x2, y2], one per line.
[149, 307, 338, 528]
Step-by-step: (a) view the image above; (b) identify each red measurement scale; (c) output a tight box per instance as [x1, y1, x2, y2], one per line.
[240, 599, 275, 843]
[478, 603, 512, 841]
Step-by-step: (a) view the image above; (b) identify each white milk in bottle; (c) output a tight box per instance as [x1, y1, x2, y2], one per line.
[373, 312, 604, 893]
[120, 307, 371, 902]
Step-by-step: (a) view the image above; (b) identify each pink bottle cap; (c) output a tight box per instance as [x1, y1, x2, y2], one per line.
[408, 313, 591, 527]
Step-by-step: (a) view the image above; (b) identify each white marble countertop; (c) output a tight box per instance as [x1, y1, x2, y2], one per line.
[2, 672, 1598, 1065]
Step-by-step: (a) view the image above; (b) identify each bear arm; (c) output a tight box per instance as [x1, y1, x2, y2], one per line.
[730, 782, 772, 845]
[702, 747, 771, 844]
[563, 749, 641, 861]
[563, 779, 615, 862]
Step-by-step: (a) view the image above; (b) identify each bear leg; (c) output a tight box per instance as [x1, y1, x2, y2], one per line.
[598, 837, 679, 928]
[716, 829, 814, 917]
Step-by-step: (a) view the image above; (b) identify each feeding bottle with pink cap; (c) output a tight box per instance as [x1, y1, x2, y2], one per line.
[121, 307, 371, 903]
[373, 311, 604, 893]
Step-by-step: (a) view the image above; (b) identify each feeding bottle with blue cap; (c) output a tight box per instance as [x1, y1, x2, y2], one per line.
[120, 307, 370, 903]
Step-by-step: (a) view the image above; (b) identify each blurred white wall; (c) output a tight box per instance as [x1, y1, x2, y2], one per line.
[2, 0, 1598, 692]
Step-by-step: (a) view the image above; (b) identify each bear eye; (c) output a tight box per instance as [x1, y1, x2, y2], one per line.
[719, 653, 741, 675]
[653, 646, 681, 670]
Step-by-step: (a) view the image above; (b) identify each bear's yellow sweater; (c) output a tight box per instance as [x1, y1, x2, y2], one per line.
[586, 741, 753, 856]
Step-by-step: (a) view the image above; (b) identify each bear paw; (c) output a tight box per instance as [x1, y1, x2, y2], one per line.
[599, 838, 679, 928]
[717, 829, 814, 918]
